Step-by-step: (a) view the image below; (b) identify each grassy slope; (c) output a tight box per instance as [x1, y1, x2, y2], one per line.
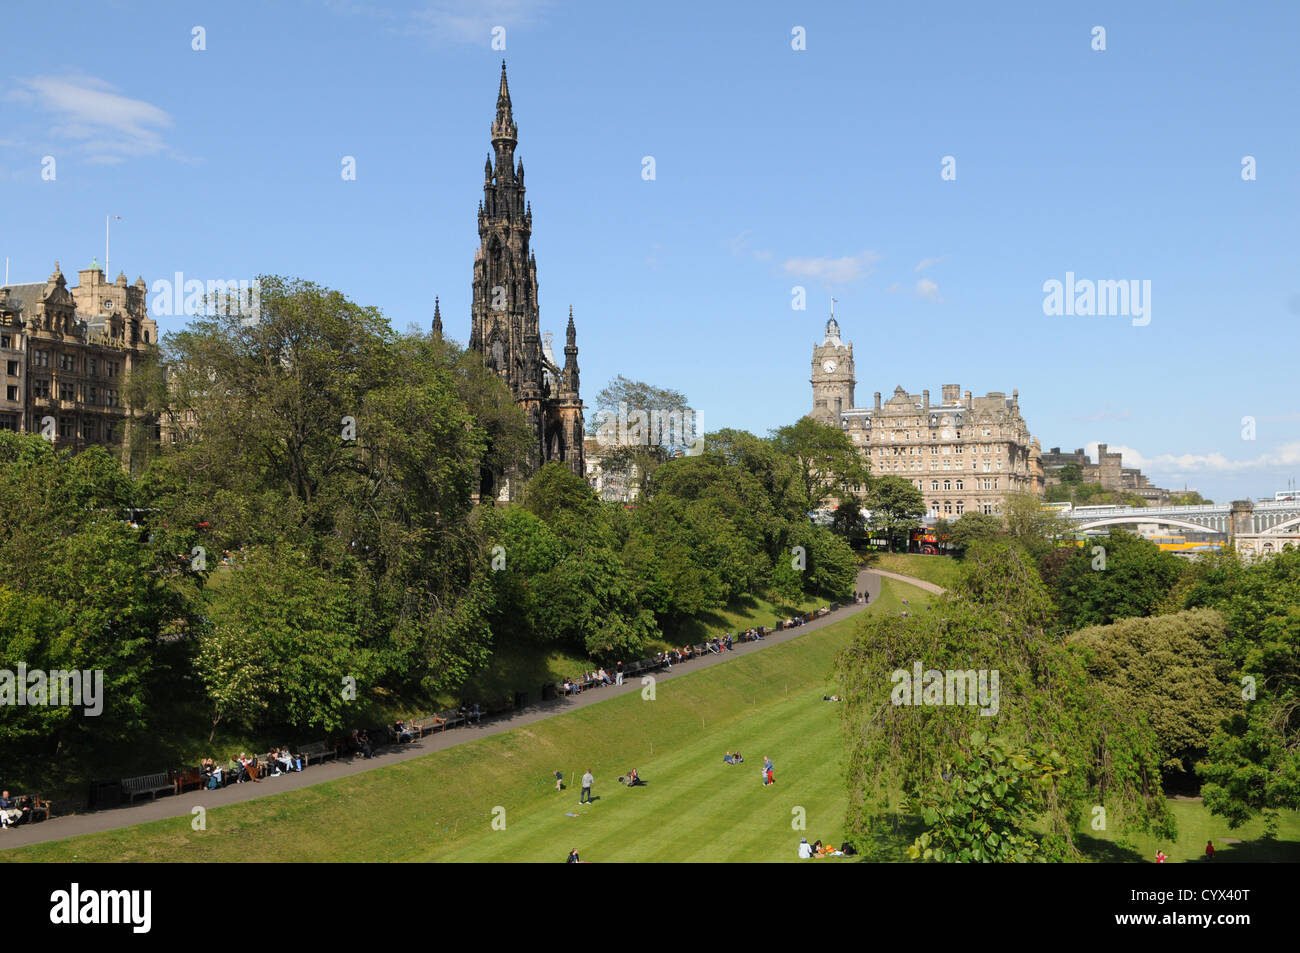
[7, 581, 916, 863]
[866, 552, 962, 590]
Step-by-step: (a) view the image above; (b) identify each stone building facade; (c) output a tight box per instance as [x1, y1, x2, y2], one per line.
[452, 63, 584, 499]
[0, 260, 157, 456]
[809, 315, 1043, 518]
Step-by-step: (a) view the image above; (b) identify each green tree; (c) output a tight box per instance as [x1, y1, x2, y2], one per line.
[866, 476, 924, 552]
[770, 417, 870, 513]
[1178, 548, 1300, 828]
[200, 546, 371, 734]
[836, 545, 1173, 858]
[1000, 491, 1073, 558]
[907, 732, 1070, 862]
[949, 511, 1003, 554]
[830, 496, 867, 540]
[1068, 609, 1237, 776]
[1054, 529, 1185, 630]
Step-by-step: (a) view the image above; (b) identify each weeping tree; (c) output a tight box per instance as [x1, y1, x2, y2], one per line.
[835, 542, 1175, 860]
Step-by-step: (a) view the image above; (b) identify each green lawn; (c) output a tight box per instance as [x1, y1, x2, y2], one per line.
[866, 552, 961, 590]
[6, 580, 917, 863]
[1077, 798, 1300, 863]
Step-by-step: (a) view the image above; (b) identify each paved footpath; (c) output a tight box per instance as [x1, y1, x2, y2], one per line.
[2, 567, 943, 850]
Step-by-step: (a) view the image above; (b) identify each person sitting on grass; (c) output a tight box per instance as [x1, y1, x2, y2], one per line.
[732, 752, 744, 763]
[724, 751, 735, 764]
[566, 847, 580, 863]
[619, 769, 643, 787]
[554, 770, 564, 791]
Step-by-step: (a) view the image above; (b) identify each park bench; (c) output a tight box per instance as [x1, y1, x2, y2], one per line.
[299, 740, 337, 766]
[8, 794, 52, 823]
[121, 772, 174, 803]
[171, 766, 205, 795]
[415, 713, 450, 734]
[437, 709, 466, 729]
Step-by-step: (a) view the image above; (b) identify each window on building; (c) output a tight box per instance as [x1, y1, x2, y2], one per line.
[89, 358, 98, 376]
[982, 502, 994, 515]
[58, 416, 72, 438]
[955, 501, 964, 515]
[5, 360, 16, 377]
[0, 334, 10, 348]
[105, 421, 118, 443]
[32, 379, 50, 398]
[943, 500, 953, 515]
[943, 479, 951, 491]
[59, 382, 76, 402]
[59, 353, 76, 371]
[930, 480, 939, 491]
[5, 385, 16, 402]
[82, 420, 97, 441]
[956, 480, 964, 490]
[0, 414, 17, 431]
[33, 350, 49, 368]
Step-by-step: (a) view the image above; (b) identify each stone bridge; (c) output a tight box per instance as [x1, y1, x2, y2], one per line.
[1065, 499, 1300, 536]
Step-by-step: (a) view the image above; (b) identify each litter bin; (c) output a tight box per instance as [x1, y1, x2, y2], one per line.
[89, 779, 121, 811]
[541, 682, 556, 701]
[514, 690, 528, 710]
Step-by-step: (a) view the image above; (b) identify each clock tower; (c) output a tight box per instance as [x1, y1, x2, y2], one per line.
[810, 314, 855, 425]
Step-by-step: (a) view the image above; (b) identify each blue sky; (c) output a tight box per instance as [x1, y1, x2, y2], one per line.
[2, 0, 1297, 503]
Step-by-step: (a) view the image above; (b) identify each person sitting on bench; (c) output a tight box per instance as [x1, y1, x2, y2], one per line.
[0, 791, 22, 828]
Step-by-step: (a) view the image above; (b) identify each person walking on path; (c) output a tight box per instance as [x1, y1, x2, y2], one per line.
[580, 769, 595, 805]
[615, 662, 624, 686]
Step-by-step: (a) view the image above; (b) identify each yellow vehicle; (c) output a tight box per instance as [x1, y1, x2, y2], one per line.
[1149, 535, 1223, 553]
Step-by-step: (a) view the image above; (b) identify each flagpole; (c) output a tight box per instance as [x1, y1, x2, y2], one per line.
[105, 214, 110, 275]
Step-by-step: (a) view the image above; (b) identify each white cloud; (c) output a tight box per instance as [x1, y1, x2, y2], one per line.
[407, 0, 552, 44]
[915, 256, 946, 273]
[915, 278, 939, 301]
[782, 250, 880, 284]
[13, 75, 175, 163]
[1086, 441, 1300, 475]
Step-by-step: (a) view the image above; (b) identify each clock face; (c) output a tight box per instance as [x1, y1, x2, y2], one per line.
[103, 298, 114, 311]
[822, 360, 837, 374]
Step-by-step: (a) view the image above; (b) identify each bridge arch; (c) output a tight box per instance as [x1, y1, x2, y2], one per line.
[1075, 515, 1227, 535]
[1262, 514, 1300, 535]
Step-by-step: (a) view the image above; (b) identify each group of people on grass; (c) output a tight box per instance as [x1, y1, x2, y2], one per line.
[798, 838, 855, 859]
[722, 751, 745, 764]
